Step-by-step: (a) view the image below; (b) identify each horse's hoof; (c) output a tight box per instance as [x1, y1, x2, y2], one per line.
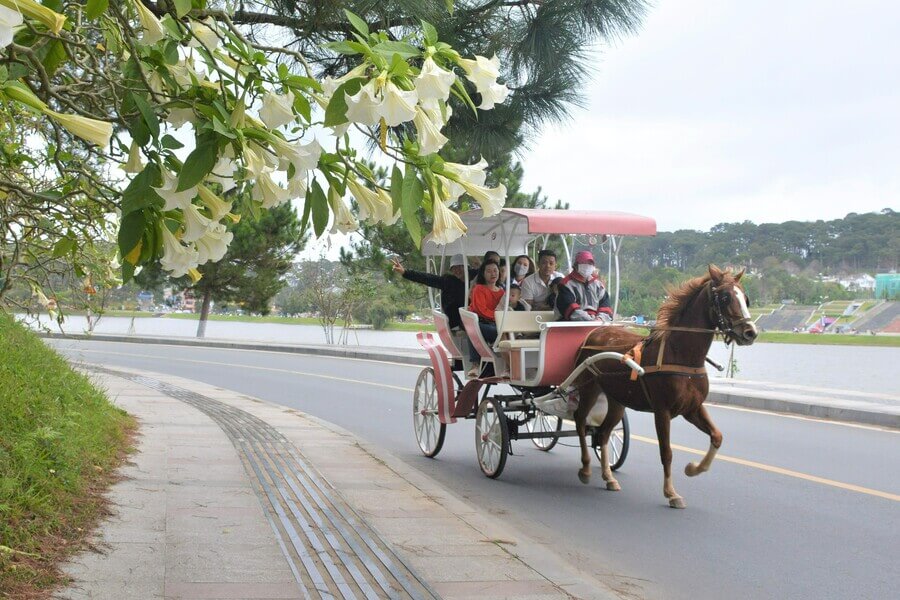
[685, 462, 700, 477]
[668, 497, 686, 509]
[606, 481, 621, 491]
[578, 471, 591, 485]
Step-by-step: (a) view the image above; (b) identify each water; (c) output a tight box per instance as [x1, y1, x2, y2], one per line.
[23, 314, 900, 396]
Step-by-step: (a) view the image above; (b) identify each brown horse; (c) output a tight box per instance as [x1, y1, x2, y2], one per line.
[572, 265, 758, 508]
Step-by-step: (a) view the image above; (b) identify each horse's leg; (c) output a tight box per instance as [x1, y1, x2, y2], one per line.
[597, 401, 625, 491]
[575, 383, 599, 485]
[654, 410, 685, 508]
[683, 405, 723, 477]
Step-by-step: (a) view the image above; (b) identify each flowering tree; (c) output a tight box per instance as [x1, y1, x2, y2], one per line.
[0, 0, 510, 296]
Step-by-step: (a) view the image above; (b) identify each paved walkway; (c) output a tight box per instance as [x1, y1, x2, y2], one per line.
[57, 364, 615, 600]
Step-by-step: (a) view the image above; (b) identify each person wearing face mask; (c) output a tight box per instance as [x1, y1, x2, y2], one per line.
[512, 254, 535, 287]
[555, 251, 612, 322]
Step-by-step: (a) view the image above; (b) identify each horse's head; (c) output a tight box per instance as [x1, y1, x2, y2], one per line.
[708, 264, 758, 346]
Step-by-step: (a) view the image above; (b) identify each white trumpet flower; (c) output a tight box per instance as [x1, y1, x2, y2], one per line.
[321, 64, 369, 99]
[242, 144, 267, 178]
[458, 54, 500, 91]
[0, 5, 23, 49]
[154, 169, 197, 211]
[287, 175, 308, 199]
[430, 198, 467, 245]
[46, 111, 113, 148]
[189, 18, 219, 51]
[133, 0, 165, 45]
[207, 156, 237, 192]
[412, 107, 448, 155]
[345, 79, 382, 126]
[421, 97, 452, 126]
[122, 141, 144, 174]
[477, 81, 510, 110]
[160, 226, 200, 278]
[252, 171, 292, 209]
[379, 81, 418, 127]
[165, 107, 195, 129]
[378, 189, 400, 225]
[347, 178, 393, 224]
[195, 222, 233, 264]
[328, 187, 358, 234]
[197, 185, 232, 221]
[415, 57, 455, 102]
[0, 0, 64, 34]
[182, 202, 213, 242]
[271, 137, 321, 174]
[440, 158, 488, 201]
[259, 90, 296, 129]
[458, 180, 506, 218]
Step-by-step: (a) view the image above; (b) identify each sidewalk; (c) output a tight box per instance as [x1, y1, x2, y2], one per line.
[43, 332, 900, 428]
[57, 364, 616, 600]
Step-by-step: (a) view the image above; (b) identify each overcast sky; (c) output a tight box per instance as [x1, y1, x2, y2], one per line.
[518, 0, 900, 233]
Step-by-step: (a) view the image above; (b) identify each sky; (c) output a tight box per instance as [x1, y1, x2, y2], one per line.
[517, 0, 900, 233]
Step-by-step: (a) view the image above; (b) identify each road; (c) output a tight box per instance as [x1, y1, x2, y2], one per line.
[50, 339, 900, 600]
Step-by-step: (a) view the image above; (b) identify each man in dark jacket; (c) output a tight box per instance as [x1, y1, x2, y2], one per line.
[392, 254, 466, 329]
[555, 251, 613, 321]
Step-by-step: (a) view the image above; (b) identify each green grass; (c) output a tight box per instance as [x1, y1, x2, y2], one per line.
[757, 332, 900, 347]
[166, 312, 323, 325]
[0, 312, 133, 594]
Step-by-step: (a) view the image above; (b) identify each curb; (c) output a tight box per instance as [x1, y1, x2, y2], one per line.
[43, 331, 899, 429]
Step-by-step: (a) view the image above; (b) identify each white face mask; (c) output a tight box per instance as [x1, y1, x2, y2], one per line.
[514, 264, 529, 278]
[577, 264, 594, 279]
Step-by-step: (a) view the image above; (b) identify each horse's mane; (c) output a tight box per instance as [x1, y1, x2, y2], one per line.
[652, 274, 714, 338]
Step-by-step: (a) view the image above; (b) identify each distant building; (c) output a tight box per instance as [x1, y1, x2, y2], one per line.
[875, 274, 900, 300]
[838, 274, 876, 292]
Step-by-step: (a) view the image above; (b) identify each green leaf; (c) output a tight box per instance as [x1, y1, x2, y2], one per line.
[389, 53, 409, 77]
[310, 180, 329, 237]
[373, 41, 421, 60]
[161, 134, 184, 150]
[0, 65, 8, 84]
[401, 167, 423, 248]
[422, 21, 438, 46]
[293, 93, 311, 123]
[42, 40, 66, 77]
[299, 185, 313, 236]
[324, 41, 361, 56]
[444, 0, 454, 14]
[118, 210, 146, 263]
[85, 0, 109, 19]
[131, 93, 160, 141]
[177, 133, 218, 191]
[344, 9, 369, 37]
[121, 164, 162, 215]
[173, 0, 191, 18]
[52, 237, 75, 258]
[390, 166, 403, 214]
[451, 77, 478, 115]
[323, 78, 364, 127]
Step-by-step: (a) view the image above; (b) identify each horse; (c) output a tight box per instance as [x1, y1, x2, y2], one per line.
[571, 264, 758, 508]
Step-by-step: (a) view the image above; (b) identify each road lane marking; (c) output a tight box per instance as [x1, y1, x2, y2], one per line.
[50, 339, 899, 433]
[66, 348, 414, 392]
[59, 347, 900, 502]
[632, 434, 900, 502]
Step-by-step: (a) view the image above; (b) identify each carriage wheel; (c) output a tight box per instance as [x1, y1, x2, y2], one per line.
[413, 367, 446, 458]
[475, 397, 509, 478]
[525, 409, 562, 452]
[593, 412, 630, 471]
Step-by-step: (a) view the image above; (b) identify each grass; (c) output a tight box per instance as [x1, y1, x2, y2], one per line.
[0, 312, 134, 596]
[757, 332, 900, 347]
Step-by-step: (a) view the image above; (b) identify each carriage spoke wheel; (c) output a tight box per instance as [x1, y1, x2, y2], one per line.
[475, 397, 509, 478]
[413, 367, 446, 458]
[525, 409, 562, 451]
[593, 412, 630, 471]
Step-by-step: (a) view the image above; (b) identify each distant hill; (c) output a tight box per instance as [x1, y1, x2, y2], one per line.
[623, 209, 898, 274]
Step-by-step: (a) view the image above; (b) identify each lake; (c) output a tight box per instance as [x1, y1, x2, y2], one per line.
[23, 314, 900, 396]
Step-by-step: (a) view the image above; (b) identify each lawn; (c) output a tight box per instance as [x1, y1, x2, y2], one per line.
[757, 332, 900, 347]
[0, 312, 134, 595]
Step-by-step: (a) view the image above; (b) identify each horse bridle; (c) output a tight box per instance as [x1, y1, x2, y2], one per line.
[708, 281, 753, 345]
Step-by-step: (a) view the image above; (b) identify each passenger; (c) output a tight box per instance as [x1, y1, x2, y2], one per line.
[507, 283, 529, 311]
[555, 251, 612, 322]
[468, 250, 500, 280]
[467, 261, 504, 377]
[498, 258, 508, 289]
[520, 249, 564, 310]
[392, 254, 466, 330]
[512, 254, 535, 287]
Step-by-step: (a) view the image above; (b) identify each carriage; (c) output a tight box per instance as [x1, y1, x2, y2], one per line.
[412, 208, 657, 478]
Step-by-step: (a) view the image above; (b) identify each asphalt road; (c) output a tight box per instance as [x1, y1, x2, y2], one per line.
[50, 339, 900, 600]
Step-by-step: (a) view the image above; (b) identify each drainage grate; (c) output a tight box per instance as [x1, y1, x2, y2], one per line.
[86, 365, 438, 600]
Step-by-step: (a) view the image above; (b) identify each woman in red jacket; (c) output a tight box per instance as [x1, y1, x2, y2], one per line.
[467, 261, 505, 377]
